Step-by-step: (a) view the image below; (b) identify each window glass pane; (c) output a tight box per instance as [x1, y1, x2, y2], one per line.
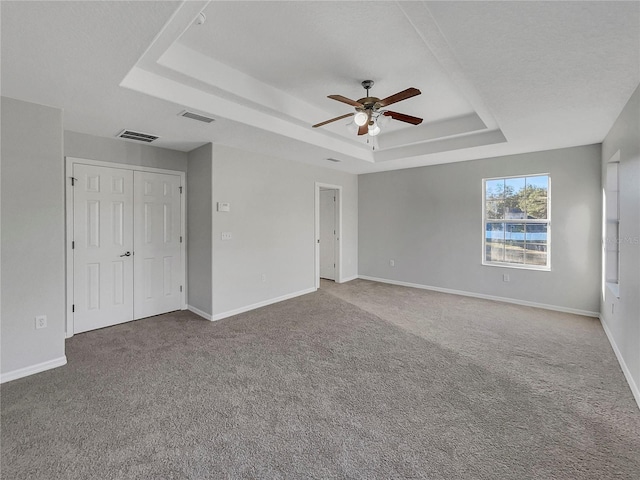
[526, 195, 548, 219]
[483, 175, 550, 269]
[526, 175, 548, 190]
[485, 179, 504, 201]
[485, 223, 504, 262]
[485, 200, 504, 219]
[504, 223, 525, 264]
[504, 177, 526, 219]
[524, 176, 548, 219]
[524, 224, 547, 266]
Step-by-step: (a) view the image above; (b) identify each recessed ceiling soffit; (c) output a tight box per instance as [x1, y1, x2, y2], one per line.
[120, 1, 506, 165]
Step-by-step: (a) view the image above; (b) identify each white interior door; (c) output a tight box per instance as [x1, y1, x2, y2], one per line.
[73, 164, 134, 333]
[133, 171, 183, 319]
[319, 189, 336, 280]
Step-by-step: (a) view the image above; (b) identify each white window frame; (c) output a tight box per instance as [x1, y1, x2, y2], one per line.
[604, 152, 620, 298]
[482, 173, 551, 271]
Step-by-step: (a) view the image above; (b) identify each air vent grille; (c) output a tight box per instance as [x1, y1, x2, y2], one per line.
[117, 129, 158, 143]
[179, 110, 215, 123]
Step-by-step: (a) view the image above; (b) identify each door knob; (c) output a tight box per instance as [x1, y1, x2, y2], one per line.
[120, 251, 132, 257]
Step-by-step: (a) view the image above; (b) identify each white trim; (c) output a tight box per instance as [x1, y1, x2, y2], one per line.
[1, 356, 67, 384]
[65, 157, 75, 338]
[600, 315, 640, 410]
[358, 275, 599, 317]
[339, 275, 359, 283]
[187, 304, 213, 321]
[65, 156, 185, 176]
[315, 182, 343, 288]
[65, 157, 187, 337]
[210, 151, 216, 324]
[212, 287, 316, 321]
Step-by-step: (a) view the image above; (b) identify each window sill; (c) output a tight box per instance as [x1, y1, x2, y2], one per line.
[606, 282, 620, 299]
[482, 261, 550, 272]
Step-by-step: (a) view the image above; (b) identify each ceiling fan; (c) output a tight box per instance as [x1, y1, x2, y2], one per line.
[312, 80, 423, 136]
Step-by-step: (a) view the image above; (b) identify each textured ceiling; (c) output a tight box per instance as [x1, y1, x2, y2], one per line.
[2, 1, 638, 174]
[178, 1, 474, 125]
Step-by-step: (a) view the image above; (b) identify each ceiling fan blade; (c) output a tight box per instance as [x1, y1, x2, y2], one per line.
[312, 112, 354, 128]
[376, 88, 421, 108]
[383, 111, 423, 125]
[328, 95, 364, 108]
[357, 124, 368, 136]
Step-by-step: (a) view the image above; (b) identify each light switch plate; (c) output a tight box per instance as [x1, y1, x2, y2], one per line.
[217, 202, 230, 212]
[221, 232, 232, 240]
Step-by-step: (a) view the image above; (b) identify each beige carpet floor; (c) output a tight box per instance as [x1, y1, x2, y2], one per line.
[1, 279, 639, 479]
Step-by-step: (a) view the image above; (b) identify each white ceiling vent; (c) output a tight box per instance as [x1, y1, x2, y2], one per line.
[179, 110, 215, 123]
[116, 129, 158, 143]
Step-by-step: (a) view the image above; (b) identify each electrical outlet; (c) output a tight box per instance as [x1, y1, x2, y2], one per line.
[35, 315, 47, 330]
[261, 273, 267, 283]
[221, 232, 233, 240]
[389, 259, 395, 267]
[503, 274, 510, 282]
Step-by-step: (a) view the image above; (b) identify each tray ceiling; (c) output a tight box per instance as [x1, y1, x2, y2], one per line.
[2, 1, 638, 173]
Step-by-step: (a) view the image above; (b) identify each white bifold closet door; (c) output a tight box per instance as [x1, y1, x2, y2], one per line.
[73, 164, 182, 334]
[73, 165, 135, 333]
[133, 171, 182, 320]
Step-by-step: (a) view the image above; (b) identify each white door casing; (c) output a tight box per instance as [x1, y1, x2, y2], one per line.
[72, 164, 134, 333]
[133, 171, 183, 319]
[319, 189, 336, 280]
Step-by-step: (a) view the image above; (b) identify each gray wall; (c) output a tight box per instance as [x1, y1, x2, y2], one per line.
[1, 97, 66, 377]
[359, 144, 602, 314]
[64, 131, 188, 172]
[601, 84, 640, 404]
[212, 144, 358, 316]
[187, 143, 213, 315]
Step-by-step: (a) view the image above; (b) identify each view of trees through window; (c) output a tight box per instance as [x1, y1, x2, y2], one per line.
[484, 175, 550, 268]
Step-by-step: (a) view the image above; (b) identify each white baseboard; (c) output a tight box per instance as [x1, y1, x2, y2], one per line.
[1, 356, 67, 384]
[338, 275, 359, 283]
[212, 287, 316, 321]
[358, 275, 599, 317]
[187, 304, 213, 321]
[599, 315, 640, 410]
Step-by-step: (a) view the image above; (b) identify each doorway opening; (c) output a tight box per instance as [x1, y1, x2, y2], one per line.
[315, 182, 342, 289]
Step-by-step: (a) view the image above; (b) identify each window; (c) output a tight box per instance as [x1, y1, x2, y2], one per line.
[483, 174, 550, 269]
[604, 156, 620, 296]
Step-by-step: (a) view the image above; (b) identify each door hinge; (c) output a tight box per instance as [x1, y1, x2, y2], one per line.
[72, 241, 75, 249]
[72, 304, 75, 312]
[180, 285, 183, 292]
[179, 186, 183, 194]
[70, 177, 77, 186]
[333, 196, 336, 202]
[180, 236, 183, 243]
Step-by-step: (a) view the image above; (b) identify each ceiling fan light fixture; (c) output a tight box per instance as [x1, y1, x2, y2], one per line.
[314, 81, 422, 137]
[368, 121, 381, 136]
[354, 111, 368, 126]
[378, 112, 392, 127]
